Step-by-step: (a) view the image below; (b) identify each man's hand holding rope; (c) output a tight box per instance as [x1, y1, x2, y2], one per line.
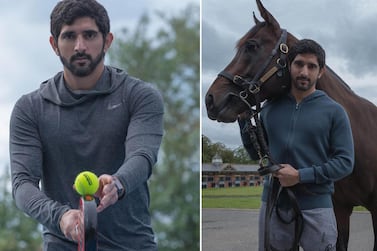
[273, 164, 300, 187]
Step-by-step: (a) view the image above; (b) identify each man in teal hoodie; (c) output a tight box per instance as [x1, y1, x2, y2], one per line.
[9, 0, 163, 250]
[239, 39, 354, 251]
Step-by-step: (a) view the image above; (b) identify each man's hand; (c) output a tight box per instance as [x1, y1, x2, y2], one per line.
[273, 164, 300, 187]
[95, 174, 118, 212]
[60, 209, 81, 242]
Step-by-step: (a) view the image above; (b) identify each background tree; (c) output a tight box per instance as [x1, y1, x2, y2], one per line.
[211, 142, 235, 163]
[0, 168, 42, 251]
[202, 135, 214, 163]
[202, 135, 256, 164]
[233, 146, 255, 164]
[109, 4, 199, 251]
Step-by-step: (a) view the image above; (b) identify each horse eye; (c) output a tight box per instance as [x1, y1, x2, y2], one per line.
[245, 39, 259, 52]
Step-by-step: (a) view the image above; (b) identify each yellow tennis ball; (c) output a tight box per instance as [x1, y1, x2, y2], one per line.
[74, 171, 99, 196]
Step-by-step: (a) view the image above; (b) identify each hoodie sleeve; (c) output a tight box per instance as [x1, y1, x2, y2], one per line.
[9, 95, 70, 235]
[114, 80, 164, 195]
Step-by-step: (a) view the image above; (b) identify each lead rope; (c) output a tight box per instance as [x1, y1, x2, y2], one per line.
[242, 103, 302, 251]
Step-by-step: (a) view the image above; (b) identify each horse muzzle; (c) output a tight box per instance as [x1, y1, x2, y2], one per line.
[205, 91, 249, 123]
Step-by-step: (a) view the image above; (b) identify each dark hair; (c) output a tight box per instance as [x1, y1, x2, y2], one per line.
[288, 39, 326, 69]
[50, 0, 110, 40]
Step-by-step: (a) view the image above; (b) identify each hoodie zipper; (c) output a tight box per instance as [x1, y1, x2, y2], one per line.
[284, 102, 301, 163]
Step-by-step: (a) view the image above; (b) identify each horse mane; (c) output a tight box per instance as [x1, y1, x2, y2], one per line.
[325, 65, 353, 91]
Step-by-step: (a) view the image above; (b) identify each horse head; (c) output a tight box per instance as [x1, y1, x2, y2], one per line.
[205, 0, 296, 122]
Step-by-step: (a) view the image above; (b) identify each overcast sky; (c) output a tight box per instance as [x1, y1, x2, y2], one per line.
[2, 0, 377, 170]
[202, 0, 377, 149]
[0, 0, 197, 170]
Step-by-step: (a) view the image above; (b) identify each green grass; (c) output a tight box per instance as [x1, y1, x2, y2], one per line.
[202, 186, 262, 209]
[354, 206, 367, 211]
[202, 186, 368, 211]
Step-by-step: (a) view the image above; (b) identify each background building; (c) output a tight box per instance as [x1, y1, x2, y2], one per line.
[202, 154, 263, 188]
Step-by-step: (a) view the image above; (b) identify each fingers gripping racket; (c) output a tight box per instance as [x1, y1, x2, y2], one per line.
[74, 171, 99, 250]
[78, 195, 98, 251]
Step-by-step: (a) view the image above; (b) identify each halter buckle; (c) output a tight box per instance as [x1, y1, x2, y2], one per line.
[276, 58, 287, 68]
[258, 155, 282, 176]
[280, 43, 289, 54]
[233, 75, 245, 86]
[239, 90, 248, 99]
[249, 83, 260, 94]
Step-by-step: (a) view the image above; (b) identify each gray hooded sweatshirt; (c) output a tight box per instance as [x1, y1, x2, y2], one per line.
[10, 66, 164, 250]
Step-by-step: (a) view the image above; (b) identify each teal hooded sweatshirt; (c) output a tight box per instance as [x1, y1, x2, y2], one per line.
[240, 90, 354, 209]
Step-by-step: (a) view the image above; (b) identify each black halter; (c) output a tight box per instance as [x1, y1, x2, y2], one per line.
[221, 28, 289, 174]
[218, 29, 288, 111]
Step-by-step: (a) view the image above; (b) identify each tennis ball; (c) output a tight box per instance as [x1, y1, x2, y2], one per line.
[74, 171, 99, 196]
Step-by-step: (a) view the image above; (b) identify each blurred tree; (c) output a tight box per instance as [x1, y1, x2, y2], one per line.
[109, 4, 199, 251]
[0, 168, 42, 251]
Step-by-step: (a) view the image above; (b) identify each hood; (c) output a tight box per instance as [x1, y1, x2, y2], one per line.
[39, 66, 127, 107]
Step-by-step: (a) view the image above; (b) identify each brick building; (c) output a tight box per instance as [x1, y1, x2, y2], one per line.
[202, 154, 263, 188]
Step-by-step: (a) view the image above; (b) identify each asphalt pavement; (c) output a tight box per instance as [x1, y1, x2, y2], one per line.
[202, 208, 373, 251]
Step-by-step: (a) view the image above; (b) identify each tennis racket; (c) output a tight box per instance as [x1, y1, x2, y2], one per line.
[77, 195, 98, 251]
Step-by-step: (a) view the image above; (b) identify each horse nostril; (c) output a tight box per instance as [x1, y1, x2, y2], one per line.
[205, 93, 214, 110]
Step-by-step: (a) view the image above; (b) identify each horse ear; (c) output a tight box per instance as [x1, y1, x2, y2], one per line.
[253, 11, 261, 24]
[256, 0, 281, 33]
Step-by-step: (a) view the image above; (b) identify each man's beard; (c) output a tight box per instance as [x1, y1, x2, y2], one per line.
[292, 76, 316, 92]
[59, 51, 104, 77]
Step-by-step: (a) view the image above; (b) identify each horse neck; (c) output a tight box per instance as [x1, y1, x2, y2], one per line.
[316, 67, 353, 104]
[316, 66, 375, 111]
[284, 34, 365, 111]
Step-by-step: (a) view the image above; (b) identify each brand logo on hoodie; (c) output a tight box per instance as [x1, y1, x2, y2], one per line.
[107, 103, 122, 110]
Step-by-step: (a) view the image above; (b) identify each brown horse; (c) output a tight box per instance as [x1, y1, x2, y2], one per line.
[205, 0, 377, 250]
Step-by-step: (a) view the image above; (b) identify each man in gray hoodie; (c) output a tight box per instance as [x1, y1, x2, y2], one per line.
[9, 0, 164, 250]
